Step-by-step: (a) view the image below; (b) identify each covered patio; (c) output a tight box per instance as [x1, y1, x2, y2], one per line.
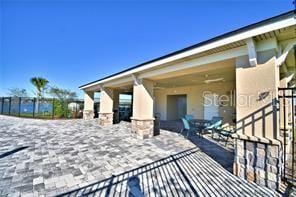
[0, 115, 280, 196]
[80, 11, 296, 191]
[81, 51, 237, 136]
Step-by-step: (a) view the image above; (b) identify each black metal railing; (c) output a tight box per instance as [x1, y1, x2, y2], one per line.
[0, 96, 84, 119]
[279, 87, 296, 185]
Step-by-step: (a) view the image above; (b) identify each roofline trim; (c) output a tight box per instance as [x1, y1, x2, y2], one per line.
[80, 10, 296, 90]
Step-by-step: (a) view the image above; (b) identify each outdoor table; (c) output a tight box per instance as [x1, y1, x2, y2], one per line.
[189, 119, 211, 130]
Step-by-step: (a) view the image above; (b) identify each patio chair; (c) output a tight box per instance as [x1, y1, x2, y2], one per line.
[184, 114, 194, 121]
[181, 118, 201, 138]
[203, 116, 223, 137]
[213, 124, 236, 146]
[185, 114, 195, 127]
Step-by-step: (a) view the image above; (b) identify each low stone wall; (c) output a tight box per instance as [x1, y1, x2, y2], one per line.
[131, 119, 154, 139]
[98, 113, 113, 126]
[233, 139, 282, 190]
[83, 110, 94, 120]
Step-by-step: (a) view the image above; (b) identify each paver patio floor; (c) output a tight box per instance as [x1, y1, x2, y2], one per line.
[0, 115, 279, 196]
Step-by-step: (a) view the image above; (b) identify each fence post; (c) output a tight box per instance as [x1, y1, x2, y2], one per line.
[65, 100, 68, 118]
[283, 89, 286, 180]
[1, 97, 3, 114]
[75, 101, 78, 118]
[18, 97, 21, 117]
[291, 89, 295, 182]
[52, 98, 54, 119]
[63, 99, 68, 119]
[8, 97, 11, 115]
[32, 98, 36, 118]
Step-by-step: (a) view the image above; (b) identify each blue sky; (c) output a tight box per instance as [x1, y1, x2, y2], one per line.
[0, 0, 293, 98]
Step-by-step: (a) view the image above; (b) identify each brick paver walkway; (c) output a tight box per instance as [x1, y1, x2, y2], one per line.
[0, 115, 278, 196]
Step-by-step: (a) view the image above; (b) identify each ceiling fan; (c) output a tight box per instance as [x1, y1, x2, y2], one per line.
[204, 77, 225, 84]
[154, 86, 166, 90]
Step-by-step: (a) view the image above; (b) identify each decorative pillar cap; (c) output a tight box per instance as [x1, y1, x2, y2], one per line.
[232, 133, 281, 145]
[130, 117, 155, 121]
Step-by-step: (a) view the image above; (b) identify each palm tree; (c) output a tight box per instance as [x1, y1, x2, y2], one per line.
[30, 77, 49, 113]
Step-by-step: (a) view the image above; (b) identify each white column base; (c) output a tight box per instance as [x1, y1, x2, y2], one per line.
[131, 117, 155, 139]
[99, 112, 113, 126]
[83, 110, 94, 120]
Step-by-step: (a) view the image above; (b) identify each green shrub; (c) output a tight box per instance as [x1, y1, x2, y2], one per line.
[53, 99, 69, 118]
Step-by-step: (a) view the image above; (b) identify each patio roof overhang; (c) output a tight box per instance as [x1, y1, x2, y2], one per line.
[80, 10, 296, 92]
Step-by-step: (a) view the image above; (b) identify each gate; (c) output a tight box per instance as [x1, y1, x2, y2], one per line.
[279, 87, 296, 185]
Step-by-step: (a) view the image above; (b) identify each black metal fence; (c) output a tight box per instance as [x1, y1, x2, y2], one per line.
[0, 97, 84, 119]
[278, 87, 296, 185]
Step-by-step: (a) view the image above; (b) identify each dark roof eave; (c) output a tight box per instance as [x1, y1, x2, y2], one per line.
[79, 10, 295, 89]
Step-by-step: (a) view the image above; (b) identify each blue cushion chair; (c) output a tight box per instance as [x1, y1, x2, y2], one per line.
[203, 116, 223, 137]
[184, 114, 194, 121]
[185, 114, 195, 127]
[213, 124, 236, 146]
[181, 118, 201, 138]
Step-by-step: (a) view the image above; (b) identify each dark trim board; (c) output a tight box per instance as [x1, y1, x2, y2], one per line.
[80, 10, 295, 89]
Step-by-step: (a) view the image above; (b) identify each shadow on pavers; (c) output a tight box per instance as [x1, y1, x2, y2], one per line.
[0, 146, 29, 159]
[57, 148, 276, 197]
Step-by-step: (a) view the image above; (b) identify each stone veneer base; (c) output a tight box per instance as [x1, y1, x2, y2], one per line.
[83, 110, 94, 120]
[233, 138, 282, 190]
[131, 119, 154, 139]
[98, 112, 113, 126]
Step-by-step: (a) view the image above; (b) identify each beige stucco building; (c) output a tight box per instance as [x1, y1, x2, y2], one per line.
[80, 11, 296, 190]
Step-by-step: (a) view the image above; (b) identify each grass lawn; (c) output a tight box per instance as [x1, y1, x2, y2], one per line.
[2, 113, 54, 119]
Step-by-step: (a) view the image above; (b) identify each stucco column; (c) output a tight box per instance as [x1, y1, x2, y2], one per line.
[131, 79, 155, 139]
[235, 57, 279, 139]
[83, 91, 95, 119]
[233, 54, 282, 190]
[99, 87, 114, 126]
[113, 89, 120, 124]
